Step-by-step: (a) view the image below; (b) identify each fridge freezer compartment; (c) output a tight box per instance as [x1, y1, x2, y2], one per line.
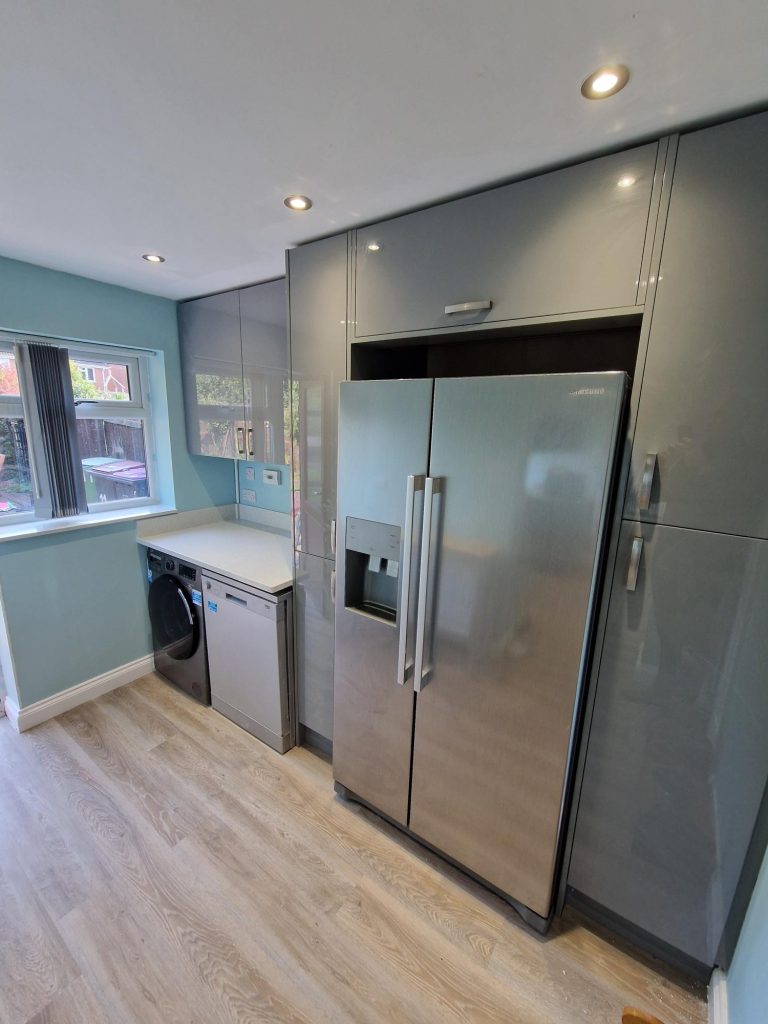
[344, 517, 401, 625]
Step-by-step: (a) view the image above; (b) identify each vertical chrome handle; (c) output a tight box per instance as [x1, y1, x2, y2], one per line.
[247, 427, 254, 458]
[413, 476, 438, 692]
[638, 452, 657, 511]
[396, 475, 424, 686]
[330, 569, 336, 606]
[330, 518, 337, 557]
[626, 537, 644, 592]
[236, 426, 246, 456]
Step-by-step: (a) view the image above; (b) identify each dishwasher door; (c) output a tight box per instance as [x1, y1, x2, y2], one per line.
[202, 574, 293, 753]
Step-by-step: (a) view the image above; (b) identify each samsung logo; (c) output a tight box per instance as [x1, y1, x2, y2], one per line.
[570, 387, 606, 396]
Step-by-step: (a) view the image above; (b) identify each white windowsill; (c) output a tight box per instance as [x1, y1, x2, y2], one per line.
[0, 504, 178, 543]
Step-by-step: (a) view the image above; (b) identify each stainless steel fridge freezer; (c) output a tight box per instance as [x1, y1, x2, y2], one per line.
[333, 373, 626, 929]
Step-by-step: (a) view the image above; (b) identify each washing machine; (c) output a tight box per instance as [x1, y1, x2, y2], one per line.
[146, 548, 210, 704]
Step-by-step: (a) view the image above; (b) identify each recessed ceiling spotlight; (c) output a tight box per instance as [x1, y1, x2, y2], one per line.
[617, 175, 637, 188]
[141, 253, 166, 263]
[581, 65, 630, 100]
[366, 242, 381, 252]
[284, 195, 313, 211]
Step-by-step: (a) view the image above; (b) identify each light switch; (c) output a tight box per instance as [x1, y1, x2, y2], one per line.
[244, 466, 255, 481]
[263, 469, 281, 486]
[241, 488, 256, 504]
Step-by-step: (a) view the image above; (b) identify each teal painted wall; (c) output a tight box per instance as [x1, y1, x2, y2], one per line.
[0, 255, 235, 707]
[237, 460, 291, 513]
[727, 844, 768, 1023]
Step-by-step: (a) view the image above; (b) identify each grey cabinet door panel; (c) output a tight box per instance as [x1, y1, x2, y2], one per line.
[294, 551, 335, 742]
[240, 278, 289, 465]
[178, 291, 245, 459]
[288, 234, 348, 559]
[355, 143, 657, 338]
[570, 521, 768, 966]
[626, 112, 768, 538]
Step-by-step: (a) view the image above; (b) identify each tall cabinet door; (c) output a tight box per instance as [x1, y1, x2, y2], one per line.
[569, 522, 768, 966]
[288, 235, 348, 559]
[239, 279, 289, 465]
[333, 379, 434, 826]
[178, 290, 246, 459]
[294, 550, 335, 743]
[625, 112, 768, 538]
[409, 373, 625, 921]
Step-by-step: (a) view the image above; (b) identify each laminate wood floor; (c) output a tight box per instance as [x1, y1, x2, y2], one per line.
[0, 674, 707, 1024]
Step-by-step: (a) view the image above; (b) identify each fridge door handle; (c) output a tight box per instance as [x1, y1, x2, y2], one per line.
[413, 476, 439, 692]
[396, 474, 424, 686]
[626, 536, 644, 592]
[638, 452, 657, 511]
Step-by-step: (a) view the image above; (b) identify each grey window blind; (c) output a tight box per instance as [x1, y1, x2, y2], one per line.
[27, 343, 87, 517]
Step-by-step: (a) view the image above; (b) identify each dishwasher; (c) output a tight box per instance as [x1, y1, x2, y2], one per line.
[202, 572, 295, 753]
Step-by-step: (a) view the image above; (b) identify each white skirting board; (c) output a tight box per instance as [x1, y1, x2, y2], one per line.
[709, 968, 728, 1024]
[1, 654, 155, 733]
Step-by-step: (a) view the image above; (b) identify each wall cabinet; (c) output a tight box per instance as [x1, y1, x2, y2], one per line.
[353, 143, 658, 339]
[625, 112, 768, 538]
[179, 278, 288, 463]
[179, 290, 245, 459]
[240, 279, 290, 465]
[569, 521, 768, 967]
[293, 551, 335, 744]
[288, 233, 348, 560]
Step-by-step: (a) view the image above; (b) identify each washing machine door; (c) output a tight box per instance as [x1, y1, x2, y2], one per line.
[148, 575, 199, 661]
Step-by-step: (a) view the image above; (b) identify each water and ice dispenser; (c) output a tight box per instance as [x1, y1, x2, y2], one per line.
[344, 517, 401, 624]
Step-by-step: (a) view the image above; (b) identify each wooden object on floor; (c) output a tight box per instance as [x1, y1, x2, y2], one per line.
[0, 673, 708, 1024]
[623, 1009, 667, 1024]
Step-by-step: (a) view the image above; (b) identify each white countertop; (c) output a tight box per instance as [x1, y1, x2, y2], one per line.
[138, 519, 293, 594]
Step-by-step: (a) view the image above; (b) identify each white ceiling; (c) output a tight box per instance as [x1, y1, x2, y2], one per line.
[1, 1, 766, 300]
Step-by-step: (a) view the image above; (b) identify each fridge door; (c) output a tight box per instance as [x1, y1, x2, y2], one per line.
[333, 379, 433, 825]
[409, 372, 625, 921]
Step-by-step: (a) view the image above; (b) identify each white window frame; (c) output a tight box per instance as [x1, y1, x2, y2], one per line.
[0, 342, 36, 525]
[69, 345, 159, 512]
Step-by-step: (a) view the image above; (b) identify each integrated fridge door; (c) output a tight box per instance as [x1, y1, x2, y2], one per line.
[409, 372, 625, 923]
[333, 378, 434, 825]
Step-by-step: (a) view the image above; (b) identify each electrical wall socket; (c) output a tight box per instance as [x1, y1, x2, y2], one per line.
[241, 488, 256, 504]
[244, 466, 255, 481]
[262, 469, 281, 486]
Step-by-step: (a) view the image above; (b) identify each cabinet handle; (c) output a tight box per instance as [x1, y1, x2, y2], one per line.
[638, 453, 657, 511]
[444, 300, 493, 315]
[247, 427, 254, 458]
[330, 519, 337, 557]
[330, 569, 336, 606]
[626, 537, 644, 592]
[236, 426, 246, 456]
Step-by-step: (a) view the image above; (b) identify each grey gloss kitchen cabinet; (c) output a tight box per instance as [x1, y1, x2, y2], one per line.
[288, 233, 347, 560]
[353, 143, 659, 339]
[294, 551, 335, 744]
[240, 278, 289, 465]
[179, 290, 246, 459]
[569, 521, 768, 967]
[625, 112, 768, 538]
[288, 232, 347, 744]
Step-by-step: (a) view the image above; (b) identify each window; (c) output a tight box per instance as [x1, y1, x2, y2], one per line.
[69, 352, 156, 509]
[0, 333, 159, 528]
[0, 347, 34, 522]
